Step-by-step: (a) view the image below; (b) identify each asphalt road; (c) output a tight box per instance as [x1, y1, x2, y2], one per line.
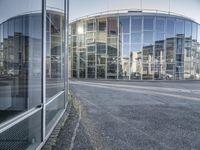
[69, 80, 200, 150]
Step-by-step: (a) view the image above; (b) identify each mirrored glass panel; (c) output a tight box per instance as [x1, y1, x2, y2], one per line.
[0, 13, 42, 124]
[119, 16, 130, 34]
[46, 5, 65, 99]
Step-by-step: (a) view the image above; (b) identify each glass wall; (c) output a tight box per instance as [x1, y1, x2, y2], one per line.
[70, 13, 200, 80]
[0, 0, 68, 149]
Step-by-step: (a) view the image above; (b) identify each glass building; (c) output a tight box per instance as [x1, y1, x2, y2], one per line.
[0, 0, 68, 149]
[70, 10, 200, 80]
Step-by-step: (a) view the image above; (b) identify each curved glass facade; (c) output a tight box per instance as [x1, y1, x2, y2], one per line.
[70, 12, 200, 80]
[0, 0, 68, 149]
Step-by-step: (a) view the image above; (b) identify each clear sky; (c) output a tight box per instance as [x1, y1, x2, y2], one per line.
[69, 0, 200, 24]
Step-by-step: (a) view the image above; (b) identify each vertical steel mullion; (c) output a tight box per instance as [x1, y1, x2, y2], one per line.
[141, 15, 144, 80]
[64, 0, 69, 108]
[42, 0, 46, 141]
[105, 18, 108, 80]
[117, 16, 119, 80]
[174, 19, 176, 80]
[129, 16, 131, 80]
[94, 19, 97, 79]
[153, 16, 155, 80]
[85, 20, 88, 79]
[164, 17, 167, 80]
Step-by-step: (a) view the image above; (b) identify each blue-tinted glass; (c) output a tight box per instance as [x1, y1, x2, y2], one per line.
[156, 17, 165, 32]
[131, 17, 142, 32]
[176, 19, 184, 35]
[131, 33, 141, 43]
[143, 31, 153, 44]
[46, 93, 65, 135]
[144, 17, 154, 30]
[0, 110, 42, 150]
[198, 25, 200, 43]
[119, 16, 130, 33]
[3, 22, 7, 39]
[166, 18, 175, 38]
[123, 44, 129, 57]
[192, 22, 197, 40]
[185, 21, 192, 38]
[122, 34, 129, 44]
[155, 33, 164, 41]
[8, 20, 14, 36]
[131, 44, 141, 52]
[14, 18, 22, 33]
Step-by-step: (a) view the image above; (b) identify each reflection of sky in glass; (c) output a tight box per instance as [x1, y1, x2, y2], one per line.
[156, 18, 165, 32]
[144, 17, 154, 30]
[119, 16, 130, 33]
[176, 20, 184, 35]
[185, 21, 192, 37]
[131, 17, 142, 32]
[155, 33, 165, 41]
[131, 44, 141, 52]
[123, 44, 129, 57]
[143, 31, 153, 45]
[131, 33, 141, 43]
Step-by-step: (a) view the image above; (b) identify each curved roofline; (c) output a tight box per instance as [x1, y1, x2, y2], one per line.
[0, 7, 64, 25]
[70, 8, 198, 24]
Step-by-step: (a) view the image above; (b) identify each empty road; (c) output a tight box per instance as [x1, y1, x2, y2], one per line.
[69, 80, 200, 150]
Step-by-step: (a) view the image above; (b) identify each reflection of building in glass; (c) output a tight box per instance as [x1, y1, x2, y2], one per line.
[70, 10, 200, 80]
[0, 0, 67, 149]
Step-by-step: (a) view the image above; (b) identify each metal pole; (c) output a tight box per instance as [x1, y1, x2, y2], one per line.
[42, 0, 47, 141]
[66, 0, 69, 99]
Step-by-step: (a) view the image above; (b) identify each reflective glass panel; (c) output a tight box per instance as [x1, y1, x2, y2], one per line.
[143, 31, 153, 45]
[0, 13, 42, 124]
[46, 93, 65, 135]
[119, 16, 130, 34]
[166, 18, 175, 38]
[0, 110, 42, 150]
[185, 21, 192, 38]
[156, 17, 165, 32]
[144, 17, 154, 30]
[108, 17, 118, 36]
[46, 12, 65, 99]
[176, 19, 184, 35]
[131, 17, 142, 32]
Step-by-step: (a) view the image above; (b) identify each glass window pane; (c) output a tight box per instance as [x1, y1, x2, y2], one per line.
[119, 16, 130, 34]
[166, 18, 175, 38]
[0, 110, 42, 150]
[0, 14, 42, 124]
[155, 32, 165, 41]
[98, 19, 106, 31]
[156, 17, 165, 32]
[87, 20, 94, 31]
[192, 22, 197, 40]
[108, 17, 118, 36]
[46, 93, 65, 135]
[176, 19, 184, 35]
[131, 17, 142, 32]
[122, 44, 129, 57]
[143, 31, 153, 45]
[185, 21, 192, 38]
[97, 66, 105, 79]
[131, 32, 141, 43]
[97, 43, 106, 54]
[144, 16, 154, 30]
[46, 13, 65, 99]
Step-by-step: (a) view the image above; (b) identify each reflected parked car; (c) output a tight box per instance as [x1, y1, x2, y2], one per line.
[165, 73, 173, 80]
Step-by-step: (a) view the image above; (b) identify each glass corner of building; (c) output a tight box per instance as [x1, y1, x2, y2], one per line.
[0, 0, 68, 149]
